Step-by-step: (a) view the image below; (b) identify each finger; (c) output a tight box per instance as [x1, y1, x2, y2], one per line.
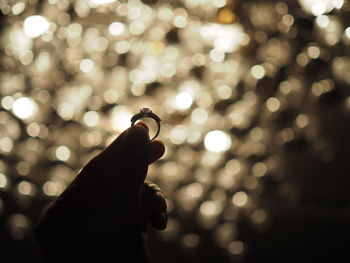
[141, 182, 167, 230]
[118, 124, 150, 193]
[134, 121, 149, 134]
[97, 121, 149, 162]
[136, 121, 164, 164]
[90, 124, 150, 195]
[148, 140, 165, 164]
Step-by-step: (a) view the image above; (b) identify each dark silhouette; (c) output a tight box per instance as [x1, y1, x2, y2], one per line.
[35, 122, 167, 262]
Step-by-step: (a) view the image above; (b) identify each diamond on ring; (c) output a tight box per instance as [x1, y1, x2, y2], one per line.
[131, 108, 161, 141]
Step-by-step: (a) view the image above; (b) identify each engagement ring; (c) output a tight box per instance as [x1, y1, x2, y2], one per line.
[131, 108, 161, 141]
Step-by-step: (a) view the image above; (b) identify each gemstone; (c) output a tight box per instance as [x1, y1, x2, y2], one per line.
[141, 108, 151, 114]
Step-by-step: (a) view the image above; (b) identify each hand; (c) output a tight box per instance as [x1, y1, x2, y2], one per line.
[35, 122, 167, 262]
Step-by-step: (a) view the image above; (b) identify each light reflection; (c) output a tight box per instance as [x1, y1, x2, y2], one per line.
[296, 114, 309, 128]
[1, 96, 14, 110]
[129, 21, 145, 35]
[108, 22, 125, 36]
[0, 137, 13, 153]
[17, 181, 36, 196]
[266, 97, 280, 112]
[43, 181, 64, 196]
[56, 146, 71, 161]
[12, 2, 25, 15]
[91, 0, 116, 6]
[80, 59, 94, 73]
[186, 183, 203, 198]
[191, 108, 208, 125]
[200, 23, 245, 53]
[13, 97, 37, 119]
[299, 0, 335, 16]
[112, 108, 132, 132]
[17, 161, 31, 176]
[182, 233, 200, 248]
[175, 92, 193, 110]
[228, 241, 244, 255]
[232, 191, 248, 207]
[170, 125, 188, 145]
[251, 209, 267, 223]
[200, 200, 223, 216]
[250, 65, 265, 79]
[7, 214, 31, 240]
[83, 111, 100, 127]
[252, 162, 267, 177]
[204, 130, 231, 153]
[0, 173, 7, 188]
[23, 16, 50, 38]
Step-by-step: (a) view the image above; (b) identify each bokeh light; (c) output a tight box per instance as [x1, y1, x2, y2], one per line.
[12, 97, 37, 119]
[204, 130, 232, 153]
[23, 16, 50, 38]
[0, 0, 349, 262]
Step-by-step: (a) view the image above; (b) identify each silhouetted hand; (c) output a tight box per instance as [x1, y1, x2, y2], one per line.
[35, 122, 167, 263]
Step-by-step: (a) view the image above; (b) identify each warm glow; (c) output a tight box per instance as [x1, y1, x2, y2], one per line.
[80, 59, 94, 73]
[191, 108, 208, 125]
[251, 65, 265, 79]
[298, 0, 335, 16]
[112, 109, 133, 132]
[266, 97, 280, 112]
[0, 137, 13, 153]
[204, 130, 231, 153]
[170, 125, 187, 145]
[296, 114, 309, 128]
[23, 16, 50, 38]
[17, 181, 36, 196]
[0, 0, 346, 255]
[232, 191, 248, 207]
[83, 111, 100, 127]
[228, 241, 244, 255]
[186, 183, 203, 198]
[218, 9, 236, 24]
[108, 22, 125, 36]
[13, 97, 37, 119]
[56, 146, 71, 161]
[200, 23, 245, 53]
[175, 92, 193, 110]
[200, 201, 222, 216]
[43, 181, 63, 196]
[91, 0, 116, 5]
[0, 173, 7, 188]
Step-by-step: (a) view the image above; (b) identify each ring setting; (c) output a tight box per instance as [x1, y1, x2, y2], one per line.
[131, 108, 161, 141]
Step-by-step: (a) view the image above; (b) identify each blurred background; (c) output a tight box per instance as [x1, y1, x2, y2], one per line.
[1, 0, 350, 262]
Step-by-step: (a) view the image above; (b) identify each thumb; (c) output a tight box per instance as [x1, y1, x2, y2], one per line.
[96, 124, 151, 197]
[120, 124, 150, 193]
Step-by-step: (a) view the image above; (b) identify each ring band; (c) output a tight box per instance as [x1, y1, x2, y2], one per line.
[131, 108, 161, 141]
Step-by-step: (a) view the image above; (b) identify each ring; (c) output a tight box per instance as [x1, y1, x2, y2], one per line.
[131, 108, 161, 141]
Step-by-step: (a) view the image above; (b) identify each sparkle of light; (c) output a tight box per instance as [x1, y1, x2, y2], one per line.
[251, 65, 265, 79]
[56, 146, 71, 161]
[108, 22, 125, 36]
[175, 92, 193, 110]
[80, 59, 94, 73]
[232, 191, 248, 207]
[191, 108, 208, 125]
[204, 130, 231, 153]
[0, 173, 7, 188]
[13, 97, 37, 119]
[23, 15, 50, 38]
[83, 111, 100, 127]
